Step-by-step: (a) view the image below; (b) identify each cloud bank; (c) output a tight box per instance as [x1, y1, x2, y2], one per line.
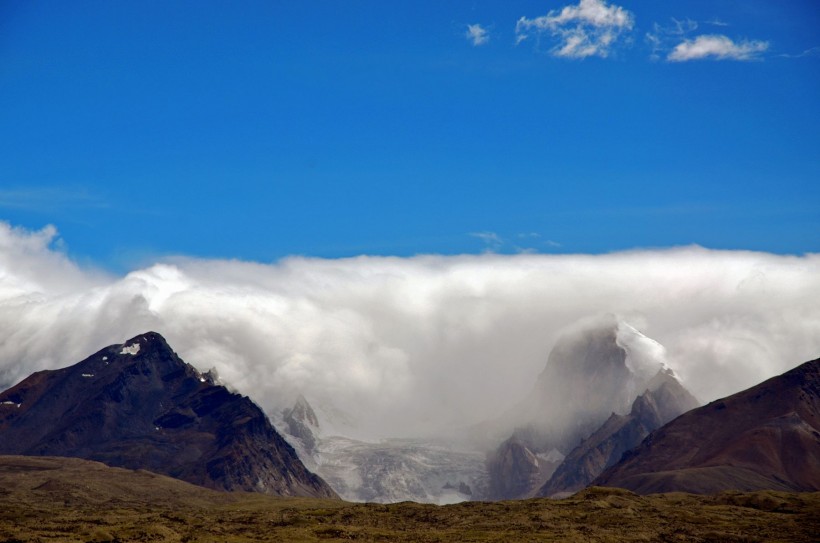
[516, 0, 634, 59]
[1, 222, 819, 439]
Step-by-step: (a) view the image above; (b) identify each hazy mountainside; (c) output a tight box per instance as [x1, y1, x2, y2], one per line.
[514, 319, 671, 451]
[0, 332, 336, 498]
[594, 357, 820, 494]
[537, 371, 698, 497]
[283, 394, 321, 455]
[279, 395, 487, 504]
[486, 317, 698, 499]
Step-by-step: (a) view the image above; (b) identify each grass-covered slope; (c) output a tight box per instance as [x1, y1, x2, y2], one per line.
[1, 455, 818, 542]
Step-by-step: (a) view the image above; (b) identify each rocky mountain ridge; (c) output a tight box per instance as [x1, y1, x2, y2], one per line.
[537, 371, 698, 497]
[0, 332, 336, 498]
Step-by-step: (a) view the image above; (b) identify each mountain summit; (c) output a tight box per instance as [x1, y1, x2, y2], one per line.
[0, 332, 337, 498]
[486, 316, 697, 499]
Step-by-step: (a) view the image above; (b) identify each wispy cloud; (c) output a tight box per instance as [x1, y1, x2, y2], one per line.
[470, 231, 503, 251]
[779, 46, 820, 59]
[706, 18, 729, 27]
[465, 24, 489, 46]
[515, 0, 634, 59]
[668, 34, 769, 62]
[0, 187, 108, 212]
[646, 18, 698, 61]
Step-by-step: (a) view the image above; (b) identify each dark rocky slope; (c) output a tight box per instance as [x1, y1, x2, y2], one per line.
[537, 371, 698, 497]
[594, 357, 820, 494]
[0, 332, 337, 498]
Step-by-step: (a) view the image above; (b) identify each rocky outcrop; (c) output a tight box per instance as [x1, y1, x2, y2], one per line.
[594, 358, 820, 494]
[0, 332, 337, 498]
[486, 437, 542, 500]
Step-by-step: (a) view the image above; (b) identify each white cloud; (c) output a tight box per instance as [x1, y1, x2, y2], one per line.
[465, 24, 489, 46]
[1, 222, 819, 440]
[668, 34, 769, 62]
[516, 0, 634, 59]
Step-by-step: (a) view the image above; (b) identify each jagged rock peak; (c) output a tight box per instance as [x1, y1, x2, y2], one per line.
[283, 394, 320, 455]
[536, 374, 699, 498]
[287, 394, 320, 429]
[521, 315, 672, 448]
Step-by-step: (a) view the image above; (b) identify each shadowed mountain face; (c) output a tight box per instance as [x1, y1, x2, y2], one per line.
[537, 372, 698, 497]
[0, 332, 337, 498]
[594, 358, 820, 494]
[498, 318, 675, 454]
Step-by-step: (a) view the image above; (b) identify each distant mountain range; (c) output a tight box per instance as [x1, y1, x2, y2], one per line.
[0, 332, 336, 498]
[0, 326, 816, 503]
[594, 357, 820, 494]
[275, 316, 705, 503]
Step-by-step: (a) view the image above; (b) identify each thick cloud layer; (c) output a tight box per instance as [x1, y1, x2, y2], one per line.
[1, 222, 819, 439]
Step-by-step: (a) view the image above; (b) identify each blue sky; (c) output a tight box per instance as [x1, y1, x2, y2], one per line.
[1, 0, 818, 269]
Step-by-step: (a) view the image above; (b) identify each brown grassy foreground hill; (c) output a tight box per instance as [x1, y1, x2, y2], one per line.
[1, 456, 819, 542]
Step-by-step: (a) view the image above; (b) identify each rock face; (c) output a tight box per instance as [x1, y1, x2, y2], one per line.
[0, 332, 337, 498]
[486, 316, 696, 499]
[594, 358, 820, 494]
[486, 437, 541, 499]
[537, 371, 698, 497]
[485, 437, 564, 500]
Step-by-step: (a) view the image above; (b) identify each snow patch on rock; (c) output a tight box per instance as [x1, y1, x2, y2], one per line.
[119, 343, 140, 356]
